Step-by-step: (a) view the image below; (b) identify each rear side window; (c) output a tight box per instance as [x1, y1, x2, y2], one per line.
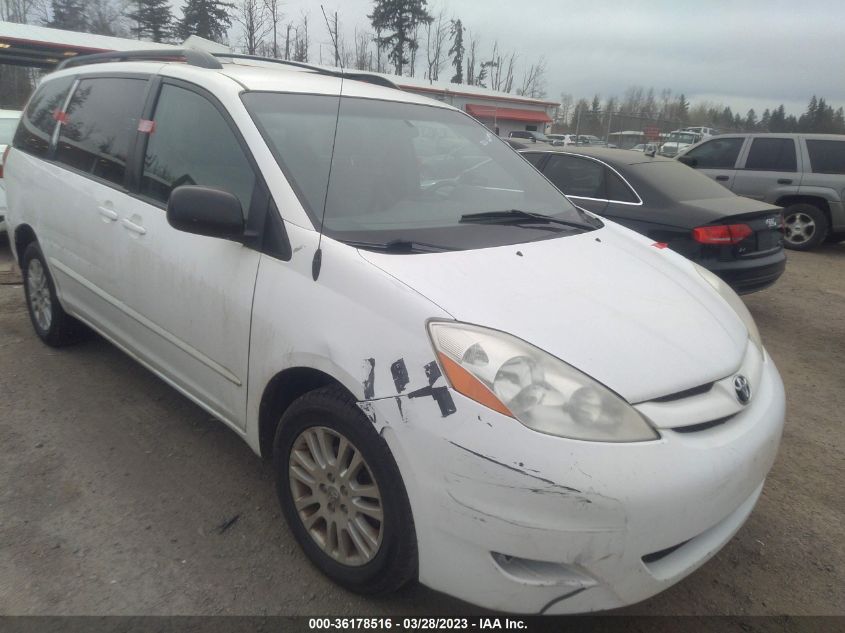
[55, 77, 148, 187]
[544, 154, 605, 199]
[744, 137, 797, 172]
[683, 137, 743, 169]
[12, 76, 74, 158]
[141, 84, 255, 214]
[806, 140, 845, 174]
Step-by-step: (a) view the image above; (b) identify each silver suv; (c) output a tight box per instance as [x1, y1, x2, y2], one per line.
[678, 133, 845, 250]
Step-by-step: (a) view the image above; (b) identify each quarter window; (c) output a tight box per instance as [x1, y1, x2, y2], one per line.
[12, 76, 74, 158]
[606, 170, 638, 203]
[744, 137, 797, 172]
[683, 137, 743, 169]
[55, 77, 148, 186]
[521, 152, 545, 167]
[544, 155, 605, 199]
[806, 140, 845, 174]
[141, 84, 255, 214]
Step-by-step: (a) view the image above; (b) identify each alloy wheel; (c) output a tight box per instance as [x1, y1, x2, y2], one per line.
[289, 426, 384, 566]
[784, 211, 816, 245]
[27, 259, 52, 332]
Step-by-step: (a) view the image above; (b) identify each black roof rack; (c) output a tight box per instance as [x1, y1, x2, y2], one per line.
[211, 53, 399, 89]
[53, 48, 399, 91]
[55, 48, 222, 71]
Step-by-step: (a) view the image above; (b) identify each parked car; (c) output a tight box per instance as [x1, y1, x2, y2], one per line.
[659, 130, 703, 157]
[507, 129, 553, 144]
[5, 50, 785, 615]
[678, 133, 845, 250]
[546, 133, 577, 146]
[520, 146, 786, 294]
[0, 109, 22, 234]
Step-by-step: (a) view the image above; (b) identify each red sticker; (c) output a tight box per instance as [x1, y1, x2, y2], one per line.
[52, 109, 68, 123]
[138, 119, 156, 133]
[651, 242, 669, 249]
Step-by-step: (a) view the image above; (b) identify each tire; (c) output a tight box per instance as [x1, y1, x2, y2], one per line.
[782, 203, 828, 251]
[22, 242, 85, 347]
[274, 385, 417, 594]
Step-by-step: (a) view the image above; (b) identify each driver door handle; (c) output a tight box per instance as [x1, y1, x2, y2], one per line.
[121, 218, 147, 235]
[777, 178, 793, 184]
[715, 175, 730, 181]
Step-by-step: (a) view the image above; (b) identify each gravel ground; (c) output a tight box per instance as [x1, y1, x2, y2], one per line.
[0, 239, 842, 617]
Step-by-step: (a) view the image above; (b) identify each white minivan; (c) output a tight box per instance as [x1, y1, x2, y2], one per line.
[3, 50, 785, 615]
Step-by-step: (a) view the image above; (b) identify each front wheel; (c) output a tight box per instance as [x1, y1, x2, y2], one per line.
[782, 203, 828, 250]
[274, 386, 417, 594]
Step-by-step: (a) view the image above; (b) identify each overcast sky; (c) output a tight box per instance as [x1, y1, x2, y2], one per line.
[216, 0, 844, 116]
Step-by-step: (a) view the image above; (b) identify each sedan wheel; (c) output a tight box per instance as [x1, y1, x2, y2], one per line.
[27, 258, 53, 332]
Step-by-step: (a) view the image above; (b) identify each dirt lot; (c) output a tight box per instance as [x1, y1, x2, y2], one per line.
[0, 239, 842, 617]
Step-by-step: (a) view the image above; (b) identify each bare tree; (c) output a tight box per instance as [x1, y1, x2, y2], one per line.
[353, 27, 374, 71]
[0, 0, 39, 22]
[263, 0, 282, 57]
[236, 0, 268, 55]
[291, 12, 309, 63]
[465, 31, 478, 85]
[517, 56, 547, 99]
[424, 9, 449, 82]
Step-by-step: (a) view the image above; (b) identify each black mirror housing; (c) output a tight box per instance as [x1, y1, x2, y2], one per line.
[167, 186, 245, 240]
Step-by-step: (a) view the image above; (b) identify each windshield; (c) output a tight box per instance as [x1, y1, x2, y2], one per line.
[0, 117, 20, 145]
[243, 93, 594, 250]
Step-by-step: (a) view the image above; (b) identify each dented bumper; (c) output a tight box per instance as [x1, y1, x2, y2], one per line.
[370, 351, 785, 614]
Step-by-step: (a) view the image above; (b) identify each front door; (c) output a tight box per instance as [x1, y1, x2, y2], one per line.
[114, 81, 262, 430]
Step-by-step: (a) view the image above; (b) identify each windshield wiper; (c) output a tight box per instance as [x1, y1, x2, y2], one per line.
[459, 209, 596, 231]
[342, 239, 455, 253]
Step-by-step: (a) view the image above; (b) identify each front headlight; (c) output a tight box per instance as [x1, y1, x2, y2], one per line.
[693, 263, 762, 352]
[428, 321, 659, 442]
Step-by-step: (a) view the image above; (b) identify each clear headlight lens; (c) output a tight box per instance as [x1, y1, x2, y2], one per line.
[428, 322, 659, 442]
[693, 263, 762, 352]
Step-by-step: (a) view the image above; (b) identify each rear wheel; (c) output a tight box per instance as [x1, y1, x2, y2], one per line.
[274, 386, 417, 594]
[782, 203, 828, 250]
[22, 243, 85, 347]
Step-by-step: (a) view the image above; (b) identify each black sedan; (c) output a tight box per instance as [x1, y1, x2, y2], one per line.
[519, 147, 786, 294]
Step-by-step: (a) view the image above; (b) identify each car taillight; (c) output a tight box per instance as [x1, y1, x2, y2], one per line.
[692, 223, 753, 244]
[0, 146, 10, 178]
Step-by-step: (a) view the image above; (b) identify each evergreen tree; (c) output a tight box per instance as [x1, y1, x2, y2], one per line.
[128, 0, 173, 42]
[769, 105, 787, 132]
[49, 0, 88, 31]
[369, 0, 432, 76]
[677, 93, 689, 123]
[760, 108, 771, 130]
[745, 108, 757, 130]
[448, 18, 464, 83]
[178, 0, 233, 43]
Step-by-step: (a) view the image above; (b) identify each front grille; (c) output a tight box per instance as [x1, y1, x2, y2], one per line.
[672, 415, 734, 434]
[650, 382, 714, 403]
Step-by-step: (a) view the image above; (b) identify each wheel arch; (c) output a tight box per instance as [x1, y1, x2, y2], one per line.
[775, 195, 831, 227]
[13, 223, 38, 268]
[257, 366, 355, 459]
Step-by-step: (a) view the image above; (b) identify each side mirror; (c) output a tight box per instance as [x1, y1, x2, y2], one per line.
[677, 155, 698, 167]
[167, 186, 244, 240]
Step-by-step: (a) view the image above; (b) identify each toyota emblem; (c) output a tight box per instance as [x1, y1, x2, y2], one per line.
[733, 375, 752, 404]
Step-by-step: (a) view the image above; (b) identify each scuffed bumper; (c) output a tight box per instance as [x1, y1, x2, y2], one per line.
[371, 351, 785, 614]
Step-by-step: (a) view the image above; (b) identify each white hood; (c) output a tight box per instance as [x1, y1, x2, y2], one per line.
[360, 224, 748, 403]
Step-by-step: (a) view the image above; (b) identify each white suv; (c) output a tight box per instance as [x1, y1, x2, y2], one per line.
[3, 50, 785, 614]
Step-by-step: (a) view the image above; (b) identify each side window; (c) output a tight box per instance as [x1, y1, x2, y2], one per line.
[12, 76, 74, 158]
[521, 152, 544, 167]
[806, 140, 845, 174]
[55, 77, 148, 186]
[606, 169, 638, 203]
[744, 137, 797, 172]
[684, 137, 743, 169]
[141, 84, 255, 215]
[544, 155, 606, 199]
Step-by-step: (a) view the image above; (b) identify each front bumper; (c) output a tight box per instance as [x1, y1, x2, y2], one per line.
[373, 350, 785, 614]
